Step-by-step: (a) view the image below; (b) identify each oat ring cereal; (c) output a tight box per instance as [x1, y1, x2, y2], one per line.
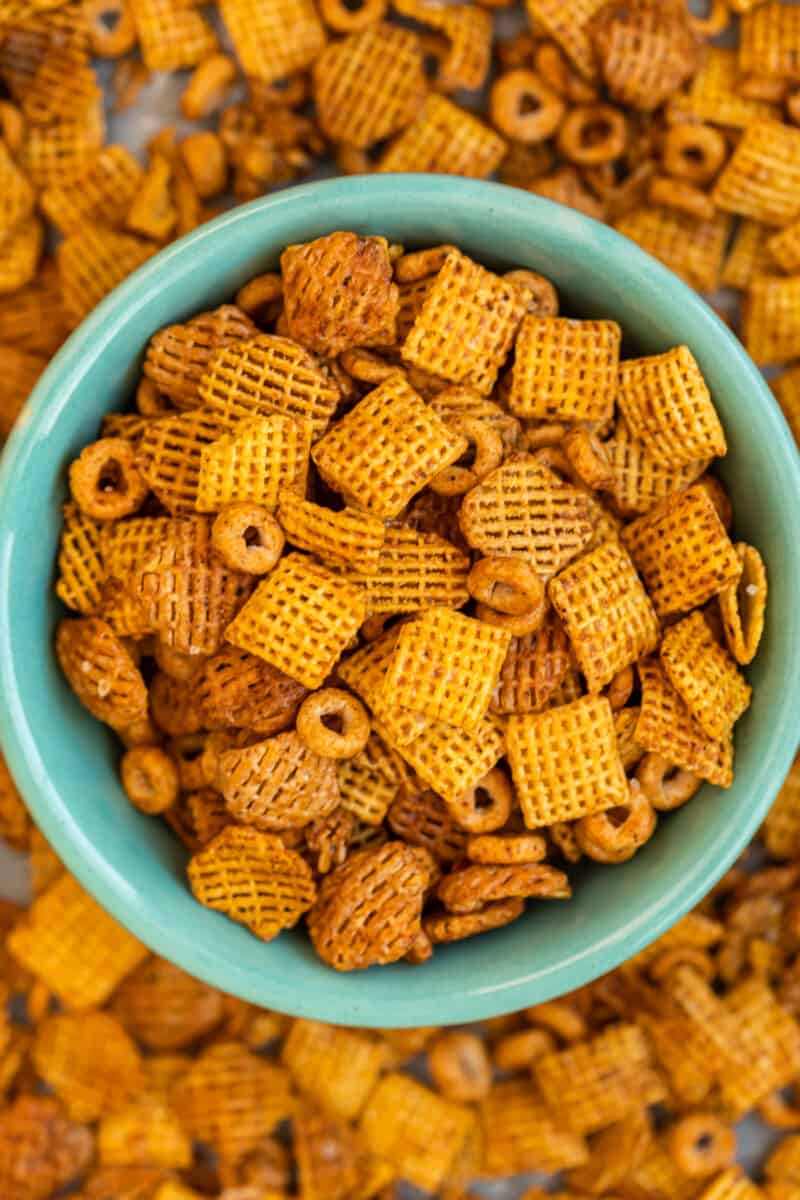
[468, 555, 546, 618]
[575, 784, 657, 863]
[120, 746, 180, 814]
[668, 1112, 737, 1176]
[446, 767, 514, 834]
[503, 268, 560, 317]
[210, 502, 285, 573]
[318, 0, 388, 32]
[68, 437, 148, 521]
[637, 752, 703, 811]
[562, 425, 615, 490]
[663, 122, 729, 185]
[475, 601, 548, 637]
[234, 271, 283, 317]
[84, 0, 138, 57]
[490, 69, 565, 143]
[557, 103, 628, 165]
[296, 687, 371, 760]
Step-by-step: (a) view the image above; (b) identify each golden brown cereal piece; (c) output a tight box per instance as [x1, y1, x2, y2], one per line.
[308, 841, 435, 970]
[359, 526, 471, 613]
[438, 862, 569, 915]
[663, 122, 728, 186]
[740, 2, 800, 81]
[623, 486, 742, 618]
[85, 0, 137, 56]
[384, 608, 510, 733]
[768, 220, 800, 274]
[468, 557, 546, 624]
[651, 176, 718, 222]
[566, 1110, 652, 1194]
[218, 0, 325, 83]
[338, 629, 429, 744]
[589, 0, 700, 110]
[225, 553, 366, 688]
[491, 615, 574, 714]
[509, 316, 620, 424]
[688, 46, 778, 128]
[575, 782, 656, 863]
[313, 378, 466, 519]
[616, 345, 726, 468]
[0, 261, 68, 356]
[605, 417, 709, 516]
[459, 457, 595, 579]
[144, 306, 257, 408]
[282, 1019, 388, 1119]
[149, 671, 206, 738]
[294, 1103, 372, 1200]
[534, 1022, 666, 1135]
[181, 54, 237, 120]
[17, 94, 104, 188]
[380, 711, 505, 804]
[22, 39, 100, 127]
[742, 275, 800, 366]
[401, 249, 526, 396]
[490, 69, 565, 143]
[713, 121, 800, 227]
[424, 897, 525, 944]
[313, 25, 426, 149]
[0, 1095, 94, 1200]
[57, 226, 156, 327]
[336, 735, 399, 825]
[528, 164, 606, 220]
[0, 753, 29, 851]
[359, 1072, 475, 1191]
[447, 766, 514, 834]
[211, 503, 285, 574]
[128, 0, 217, 69]
[180, 132, 228, 201]
[636, 752, 701, 812]
[482, 1080, 589, 1176]
[126, 155, 177, 240]
[763, 756, 800, 859]
[55, 502, 106, 615]
[526, 0, 606, 82]
[661, 611, 751, 740]
[467, 833, 548, 864]
[557, 103, 627, 166]
[319, 0, 387, 30]
[507, 695, 628, 828]
[561, 426, 613, 492]
[549, 540, 660, 693]
[720, 977, 800, 1117]
[172, 1040, 293, 1162]
[112, 956, 224, 1050]
[69, 437, 149, 521]
[197, 414, 310, 513]
[198, 333, 340, 440]
[196, 644, 306, 734]
[379, 94, 506, 178]
[34, 1011, 142, 1122]
[281, 232, 398, 357]
[166, 787, 232, 851]
[0, 142, 34, 240]
[667, 1112, 737, 1178]
[188, 825, 317, 940]
[56, 616, 148, 731]
[388, 784, 467, 863]
[636, 658, 733, 788]
[296, 688, 370, 760]
[0, 214, 43, 296]
[121, 746, 179, 815]
[396, 0, 491, 91]
[278, 493, 384, 573]
[427, 1031, 491, 1102]
[614, 205, 731, 294]
[219, 730, 339, 829]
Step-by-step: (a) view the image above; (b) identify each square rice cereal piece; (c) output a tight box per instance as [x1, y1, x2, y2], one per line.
[313, 24, 426, 150]
[401, 249, 527, 395]
[7, 874, 148, 1010]
[378, 94, 506, 180]
[282, 1019, 388, 1121]
[358, 526, 470, 613]
[616, 345, 726, 467]
[739, 3, 800, 82]
[383, 608, 511, 732]
[622, 485, 742, 617]
[218, 0, 325, 83]
[767, 219, 800, 274]
[377, 712, 506, 803]
[337, 735, 400, 825]
[614, 206, 732, 293]
[312, 374, 466, 518]
[720, 977, 800, 1118]
[763, 756, 800, 859]
[687, 47, 779, 127]
[549, 540, 660, 693]
[721, 219, 774, 290]
[696, 1170, 767, 1200]
[459, 456, 595, 580]
[742, 274, 800, 366]
[225, 552, 366, 688]
[774, 364, 800, 446]
[509, 316, 620, 423]
[338, 629, 429, 745]
[661, 611, 751, 740]
[534, 1023, 667, 1135]
[606, 418, 709, 516]
[40, 145, 143, 236]
[278, 493, 385, 573]
[713, 121, 800, 227]
[281, 232, 398, 357]
[57, 226, 156, 326]
[526, 0, 607, 81]
[198, 333, 340, 441]
[359, 1073, 475, 1193]
[196, 415, 310, 513]
[506, 695, 627, 828]
[636, 658, 733, 787]
[128, 0, 218, 70]
[481, 1080, 588, 1176]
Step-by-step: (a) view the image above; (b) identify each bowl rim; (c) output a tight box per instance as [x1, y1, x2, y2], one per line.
[2, 174, 799, 1024]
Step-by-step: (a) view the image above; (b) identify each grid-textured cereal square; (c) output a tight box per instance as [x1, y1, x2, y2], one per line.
[355, 526, 470, 613]
[614, 206, 732, 293]
[721, 219, 774, 290]
[739, 3, 800, 82]
[636, 657, 734, 787]
[377, 712, 506, 803]
[742, 274, 800, 366]
[57, 226, 155, 326]
[218, 0, 325, 83]
[338, 629, 430, 746]
[713, 121, 800, 227]
[661, 611, 751, 740]
[145, 305, 257, 410]
[336, 735, 400, 826]
[282, 1019, 388, 1120]
[196, 415, 311, 513]
[378, 94, 506, 179]
[0, 215, 43, 296]
[481, 1080, 588, 1176]
[526, 0, 607, 80]
[606, 417, 710, 516]
[41, 145, 143, 236]
[688, 46, 779, 127]
[128, 0, 218, 69]
[509, 316, 620, 423]
[720, 977, 800, 1118]
[278, 494, 385, 574]
[219, 731, 339, 830]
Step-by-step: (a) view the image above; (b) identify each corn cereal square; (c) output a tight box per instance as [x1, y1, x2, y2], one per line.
[713, 121, 800, 227]
[509, 316, 620, 423]
[377, 712, 506, 803]
[379, 94, 506, 179]
[481, 1080, 588, 1176]
[606, 418, 709, 516]
[355, 526, 470, 613]
[218, 0, 325, 83]
[282, 1019, 388, 1120]
[614, 206, 732, 293]
[742, 274, 800, 366]
[661, 611, 751, 740]
[196, 415, 311, 513]
[636, 658, 734, 787]
[278, 493, 385, 573]
[740, 3, 800, 82]
[688, 47, 779, 127]
[338, 629, 430, 745]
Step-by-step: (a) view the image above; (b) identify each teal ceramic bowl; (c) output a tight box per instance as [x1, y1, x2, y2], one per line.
[1, 176, 799, 1027]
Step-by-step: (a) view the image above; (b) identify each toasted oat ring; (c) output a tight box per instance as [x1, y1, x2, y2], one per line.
[339, 348, 400, 384]
[575, 784, 656, 863]
[394, 245, 457, 283]
[533, 41, 597, 103]
[561, 426, 613, 490]
[424, 898, 524, 943]
[121, 745, 179, 814]
[0, 101, 25, 155]
[606, 666, 634, 710]
[467, 833, 548, 864]
[211, 503, 285, 574]
[663, 122, 727, 185]
[319, 0, 387, 31]
[503, 269, 559, 317]
[637, 753, 702, 812]
[667, 1113, 736, 1177]
[296, 688, 370, 760]
[475, 602, 546, 637]
[430, 417, 504, 496]
[447, 768, 514, 834]
[235, 273, 283, 318]
[688, 0, 730, 37]
[136, 377, 171, 417]
[84, 0, 137, 56]
[468, 556, 545, 618]
[69, 437, 148, 521]
[557, 104, 627, 166]
[490, 70, 565, 143]
[720, 543, 766, 666]
[427, 1031, 492, 1101]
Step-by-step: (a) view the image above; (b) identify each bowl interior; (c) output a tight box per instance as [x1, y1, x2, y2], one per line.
[2, 177, 799, 1026]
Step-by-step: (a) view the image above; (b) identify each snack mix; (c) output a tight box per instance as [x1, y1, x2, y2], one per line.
[1, 0, 800, 1193]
